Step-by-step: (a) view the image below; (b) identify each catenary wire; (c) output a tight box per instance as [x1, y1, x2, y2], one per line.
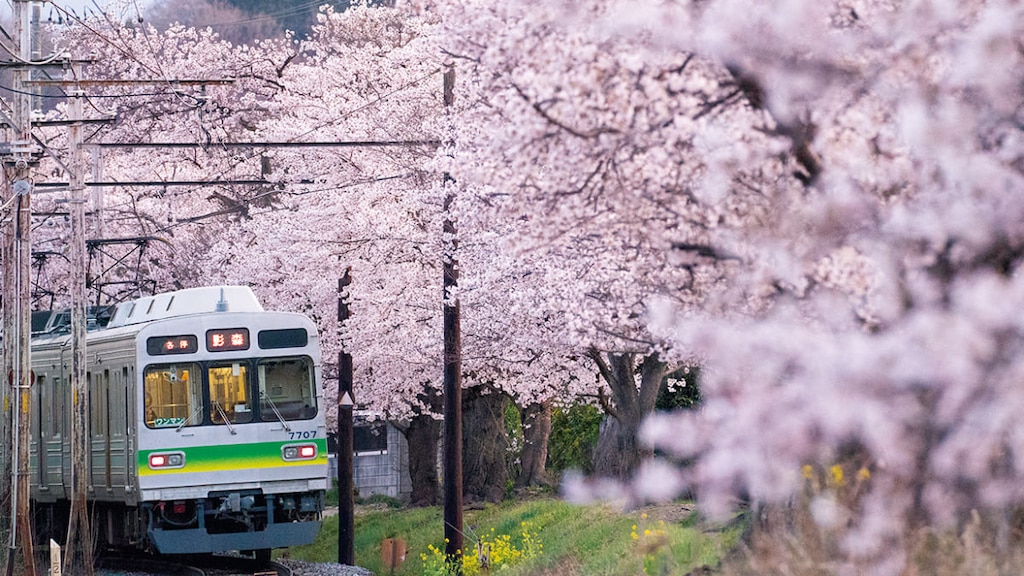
[25, 3, 442, 234]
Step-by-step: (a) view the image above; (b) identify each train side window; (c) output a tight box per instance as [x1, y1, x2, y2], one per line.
[144, 363, 202, 429]
[36, 373, 46, 437]
[51, 377, 63, 438]
[91, 373, 103, 434]
[208, 363, 252, 424]
[110, 369, 123, 438]
[87, 372, 96, 437]
[90, 371, 109, 439]
[257, 357, 316, 421]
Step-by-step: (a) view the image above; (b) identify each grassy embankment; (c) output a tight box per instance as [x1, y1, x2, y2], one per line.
[281, 495, 742, 576]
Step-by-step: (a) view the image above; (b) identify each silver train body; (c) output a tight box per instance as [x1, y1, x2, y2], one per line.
[23, 286, 328, 556]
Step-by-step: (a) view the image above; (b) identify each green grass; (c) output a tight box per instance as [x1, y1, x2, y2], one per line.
[280, 497, 741, 576]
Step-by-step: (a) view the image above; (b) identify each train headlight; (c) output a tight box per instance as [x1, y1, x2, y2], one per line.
[148, 451, 185, 469]
[282, 443, 318, 461]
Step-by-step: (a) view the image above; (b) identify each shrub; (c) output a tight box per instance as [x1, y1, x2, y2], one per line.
[548, 403, 602, 475]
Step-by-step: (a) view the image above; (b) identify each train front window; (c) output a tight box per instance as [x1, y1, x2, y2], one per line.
[208, 363, 253, 424]
[258, 357, 316, 421]
[144, 364, 202, 429]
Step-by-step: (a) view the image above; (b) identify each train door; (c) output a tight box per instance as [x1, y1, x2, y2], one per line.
[94, 370, 112, 492]
[105, 366, 128, 495]
[88, 371, 105, 491]
[35, 372, 45, 490]
[50, 375, 65, 494]
[122, 366, 133, 492]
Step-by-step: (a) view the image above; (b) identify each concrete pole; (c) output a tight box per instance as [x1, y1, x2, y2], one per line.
[64, 79, 94, 576]
[89, 147, 104, 305]
[7, 2, 37, 574]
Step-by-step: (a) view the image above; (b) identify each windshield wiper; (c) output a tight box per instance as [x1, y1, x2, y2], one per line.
[212, 401, 237, 435]
[260, 392, 292, 432]
[176, 404, 204, 432]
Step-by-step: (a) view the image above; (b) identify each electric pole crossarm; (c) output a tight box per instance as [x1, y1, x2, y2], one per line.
[23, 79, 233, 86]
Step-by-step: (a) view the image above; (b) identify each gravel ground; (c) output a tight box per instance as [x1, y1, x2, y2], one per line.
[276, 559, 374, 576]
[93, 557, 373, 576]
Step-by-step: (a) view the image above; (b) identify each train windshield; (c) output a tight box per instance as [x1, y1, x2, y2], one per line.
[258, 357, 317, 421]
[209, 362, 253, 424]
[144, 363, 202, 428]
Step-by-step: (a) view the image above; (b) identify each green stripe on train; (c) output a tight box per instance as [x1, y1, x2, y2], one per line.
[138, 438, 328, 475]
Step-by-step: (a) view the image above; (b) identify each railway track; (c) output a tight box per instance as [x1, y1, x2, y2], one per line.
[98, 552, 292, 576]
[188, 553, 293, 576]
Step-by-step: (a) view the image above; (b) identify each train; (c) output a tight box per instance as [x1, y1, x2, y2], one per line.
[10, 285, 329, 560]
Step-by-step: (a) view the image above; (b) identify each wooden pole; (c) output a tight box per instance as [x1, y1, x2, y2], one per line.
[337, 270, 355, 566]
[441, 64, 463, 570]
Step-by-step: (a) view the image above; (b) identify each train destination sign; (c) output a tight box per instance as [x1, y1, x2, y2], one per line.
[207, 328, 250, 352]
[147, 335, 199, 356]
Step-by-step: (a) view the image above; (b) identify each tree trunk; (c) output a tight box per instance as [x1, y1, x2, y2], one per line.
[515, 400, 553, 489]
[593, 417, 646, 480]
[589, 351, 667, 480]
[403, 413, 441, 507]
[462, 385, 509, 504]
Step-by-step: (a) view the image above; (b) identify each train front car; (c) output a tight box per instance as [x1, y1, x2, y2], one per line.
[127, 287, 328, 558]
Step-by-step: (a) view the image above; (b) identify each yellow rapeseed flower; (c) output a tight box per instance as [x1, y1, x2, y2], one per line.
[829, 464, 845, 487]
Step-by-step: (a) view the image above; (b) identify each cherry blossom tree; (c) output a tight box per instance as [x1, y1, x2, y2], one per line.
[88, 4, 451, 500]
[34, 6, 1024, 569]
[144, 0, 285, 43]
[425, 0, 788, 480]
[459, 0, 1024, 570]
[28, 14, 297, 304]
[403, 0, 1024, 569]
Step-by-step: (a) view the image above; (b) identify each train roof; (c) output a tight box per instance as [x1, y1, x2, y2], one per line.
[107, 286, 264, 328]
[6, 286, 268, 343]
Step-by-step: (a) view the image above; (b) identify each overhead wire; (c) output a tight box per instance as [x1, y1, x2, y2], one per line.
[0, 81, 203, 99]
[0, 39, 65, 66]
[47, 1, 216, 117]
[26, 1, 442, 238]
[32, 1, 227, 154]
[155, 172, 420, 234]
[106, 64, 444, 214]
[169, 0, 342, 32]
[46, 2, 162, 78]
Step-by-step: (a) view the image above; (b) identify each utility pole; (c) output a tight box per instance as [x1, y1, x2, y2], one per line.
[63, 69, 94, 575]
[441, 64, 463, 570]
[337, 269, 354, 566]
[89, 147, 104, 305]
[3, 2, 40, 575]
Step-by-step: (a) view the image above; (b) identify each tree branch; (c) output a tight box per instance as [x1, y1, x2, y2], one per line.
[511, 82, 620, 140]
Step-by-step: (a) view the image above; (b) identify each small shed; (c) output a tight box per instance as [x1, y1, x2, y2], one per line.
[328, 414, 412, 501]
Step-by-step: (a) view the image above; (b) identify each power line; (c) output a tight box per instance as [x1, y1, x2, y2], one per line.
[89, 139, 440, 149]
[154, 0, 347, 32]
[0, 83, 207, 99]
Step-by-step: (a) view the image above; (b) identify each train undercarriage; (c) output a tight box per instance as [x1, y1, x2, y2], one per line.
[32, 488, 324, 557]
